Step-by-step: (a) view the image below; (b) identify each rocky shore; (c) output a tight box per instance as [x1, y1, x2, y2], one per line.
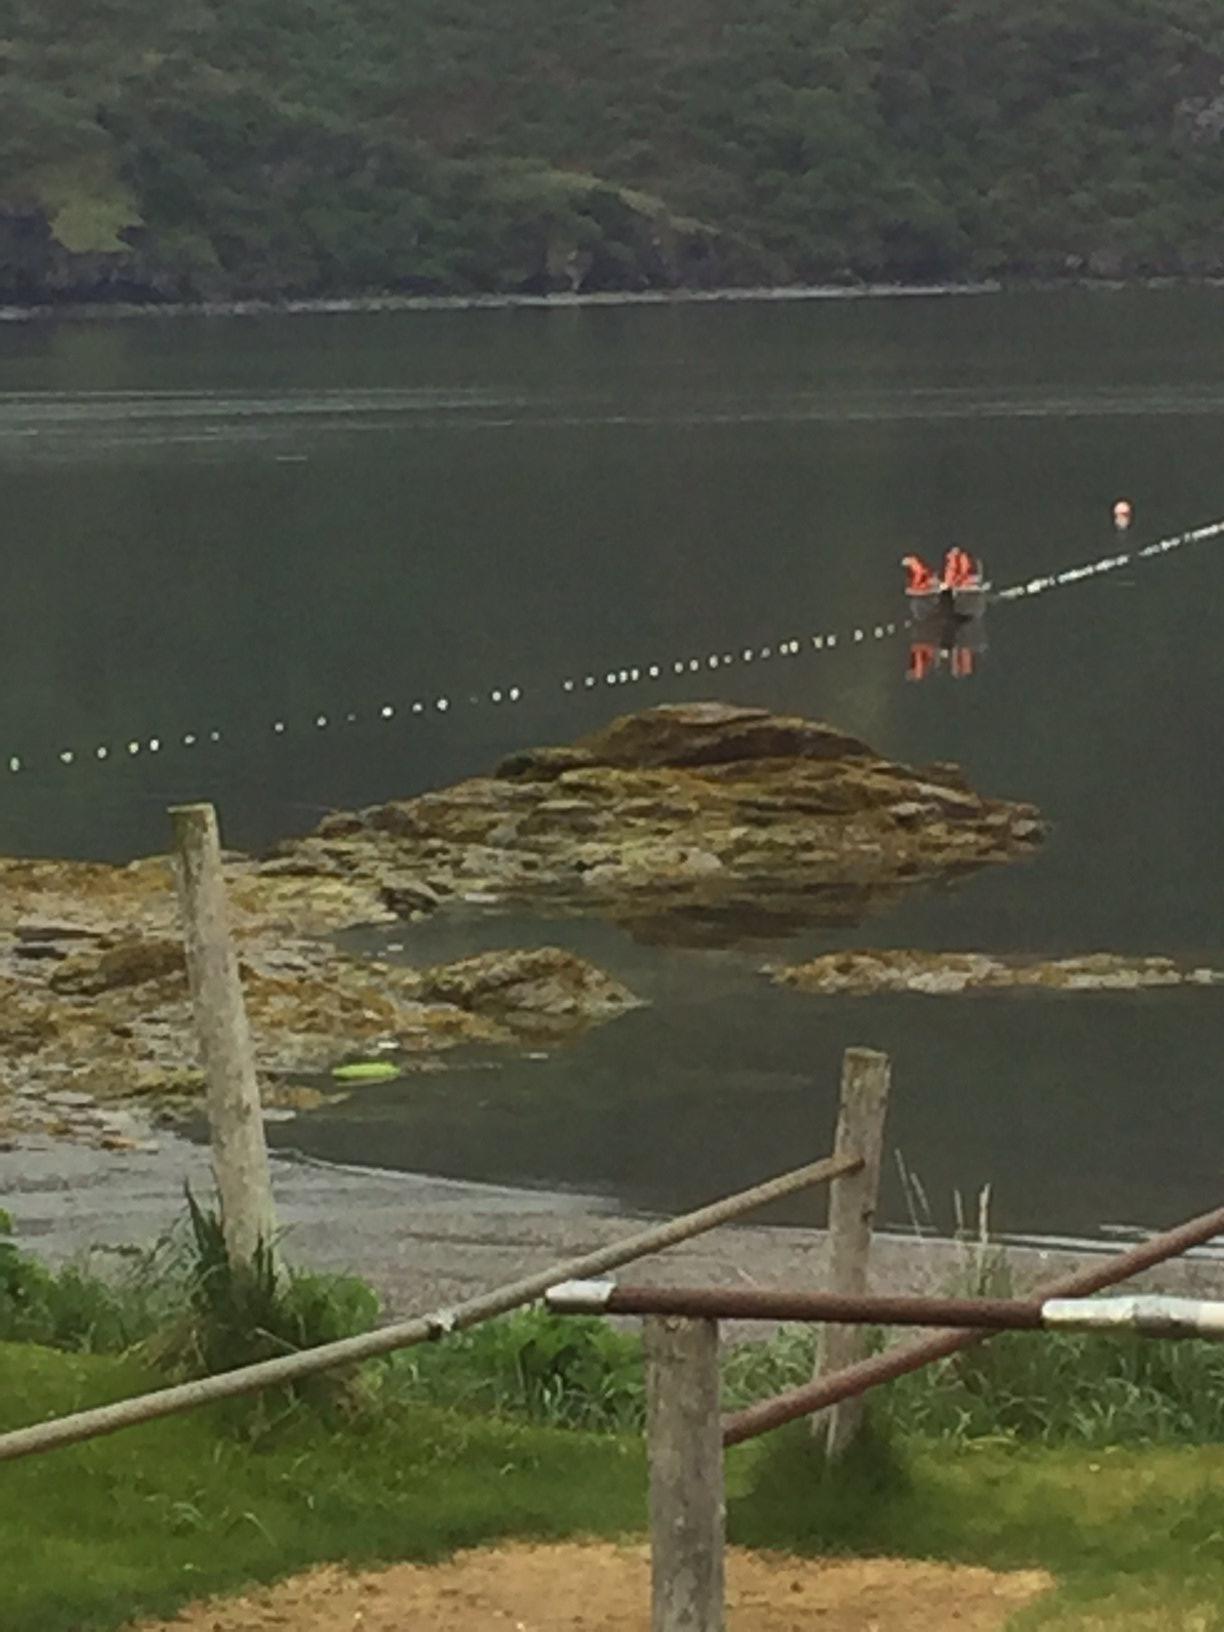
[0, 702, 1045, 1145]
[0, 926, 639, 1147]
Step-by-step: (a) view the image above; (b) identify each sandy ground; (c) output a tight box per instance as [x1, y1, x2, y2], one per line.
[130, 1541, 1052, 1632]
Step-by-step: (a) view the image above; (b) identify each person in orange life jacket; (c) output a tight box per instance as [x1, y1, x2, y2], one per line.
[942, 545, 978, 588]
[902, 554, 939, 592]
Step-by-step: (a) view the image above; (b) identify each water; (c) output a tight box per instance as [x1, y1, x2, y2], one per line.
[3, 286, 1223, 1237]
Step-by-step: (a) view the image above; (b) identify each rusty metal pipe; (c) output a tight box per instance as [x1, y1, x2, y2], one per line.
[547, 1284, 1046, 1327]
[546, 1283, 1224, 1336]
[722, 1199, 1224, 1446]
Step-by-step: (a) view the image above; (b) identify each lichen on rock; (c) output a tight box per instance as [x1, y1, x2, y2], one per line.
[0, 900, 639, 1142]
[268, 702, 1045, 947]
[771, 950, 1224, 996]
[415, 946, 640, 1034]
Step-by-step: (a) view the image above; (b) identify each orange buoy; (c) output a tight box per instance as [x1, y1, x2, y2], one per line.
[1113, 498, 1133, 530]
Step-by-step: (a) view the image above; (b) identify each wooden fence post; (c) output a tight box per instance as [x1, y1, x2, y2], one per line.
[170, 802, 276, 1270]
[813, 1047, 890, 1459]
[645, 1315, 725, 1632]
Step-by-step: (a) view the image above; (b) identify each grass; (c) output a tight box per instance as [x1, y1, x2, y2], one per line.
[9, 1340, 1224, 1630]
[1, 1198, 381, 1409]
[395, 1303, 1224, 1449]
[727, 1422, 1224, 1628]
[10, 1214, 1224, 1629]
[392, 1306, 645, 1431]
[0, 1342, 646, 1632]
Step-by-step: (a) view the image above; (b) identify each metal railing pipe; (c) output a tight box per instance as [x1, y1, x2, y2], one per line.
[722, 1199, 1224, 1446]
[547, 1284, 1046, 1327]
[547, 1283, 1224, 1338]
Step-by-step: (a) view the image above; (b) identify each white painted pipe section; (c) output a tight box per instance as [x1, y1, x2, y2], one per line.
[545, 1280, 617, 1313]
[1042, 1295, 1224, 1338]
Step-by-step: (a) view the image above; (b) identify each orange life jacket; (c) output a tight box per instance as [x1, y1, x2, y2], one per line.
[943, 547, 977, 587]
[903, 555, 938, 593]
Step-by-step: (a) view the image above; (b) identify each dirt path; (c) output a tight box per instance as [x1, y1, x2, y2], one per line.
[133, 1541, 1051, 1631]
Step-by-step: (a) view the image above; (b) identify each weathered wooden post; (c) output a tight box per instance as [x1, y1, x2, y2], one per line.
[170, 802, 276, 1269]
[813, 1047, 890, 1459]
[644, 1315, 725, 1632]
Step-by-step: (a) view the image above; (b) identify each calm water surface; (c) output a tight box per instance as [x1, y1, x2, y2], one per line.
[3, 288, 1223, 1237]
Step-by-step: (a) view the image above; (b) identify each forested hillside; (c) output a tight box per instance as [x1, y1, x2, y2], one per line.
[4, 0, 1224, 302]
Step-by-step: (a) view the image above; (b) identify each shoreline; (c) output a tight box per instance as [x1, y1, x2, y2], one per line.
[4, 1129, 1223, 1327]
[3, 273, 1221, 328]
[0, 279, 1001, 327]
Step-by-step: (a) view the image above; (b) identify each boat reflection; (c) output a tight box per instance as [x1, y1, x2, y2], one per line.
[906, 608, 987, 682]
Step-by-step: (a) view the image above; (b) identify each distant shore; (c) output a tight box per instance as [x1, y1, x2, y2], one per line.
[0, 280, 999, 326]
[5, 274, 1216, 328]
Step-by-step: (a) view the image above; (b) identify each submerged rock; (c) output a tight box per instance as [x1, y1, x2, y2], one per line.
[271, 702, 1045, 947]
[0, 862, 639, 1142]
[771, 950, 1224, 996]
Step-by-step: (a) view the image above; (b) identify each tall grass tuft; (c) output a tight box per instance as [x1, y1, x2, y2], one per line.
[393, 1304, 646, 1431]
[144, 1188, 382, 1426]
[882, 1328, 1224, 1445]
[131, 1188, 381, 1429]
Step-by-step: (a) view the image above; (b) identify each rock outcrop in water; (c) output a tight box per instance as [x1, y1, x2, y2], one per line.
[0, 701, 1042, 1142]
[771, 950, 1224, 997]
[268, 702, 1045, 946]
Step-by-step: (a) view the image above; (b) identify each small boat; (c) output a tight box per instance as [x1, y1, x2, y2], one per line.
[906, 577, 990, 622]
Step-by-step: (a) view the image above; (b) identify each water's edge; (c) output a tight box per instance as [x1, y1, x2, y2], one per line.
[5, 1132, 1223, 1327]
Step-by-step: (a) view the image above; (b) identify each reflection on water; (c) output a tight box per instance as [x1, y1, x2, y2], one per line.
[906, 607, 988, 683]
[274, 904, 1224, 1241]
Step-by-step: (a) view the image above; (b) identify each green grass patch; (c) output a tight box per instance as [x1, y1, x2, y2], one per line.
[722, 1319, 1224, 1449]
[10, 1339, 1224, 1631]
[728, 1421, 1224, 1627]
[392, 1305, 645, 1431]
[0, 1211, 180, 1353]
[0, 1342, 646, 1632]
[397, 1302, 1224, 1450]
[10, 1217, 1224, 1628]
